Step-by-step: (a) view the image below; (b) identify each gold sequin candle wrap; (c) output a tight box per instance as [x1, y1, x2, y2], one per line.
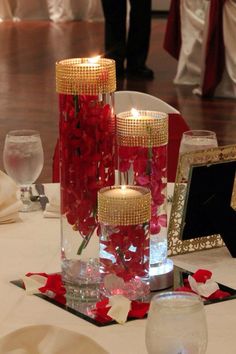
[98, 186, 151, 226]
[117, 110, 168, 147]
[56, 57, 116, 95]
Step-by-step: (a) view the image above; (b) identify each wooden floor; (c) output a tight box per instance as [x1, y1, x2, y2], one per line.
[0, 18, 235, 182]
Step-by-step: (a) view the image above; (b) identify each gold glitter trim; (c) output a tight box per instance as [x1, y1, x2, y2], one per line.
[98, 186, 151, 225]
[168, 144, 236, 256]
[56, 58, 116, 95]
[117, 110, 168, 147]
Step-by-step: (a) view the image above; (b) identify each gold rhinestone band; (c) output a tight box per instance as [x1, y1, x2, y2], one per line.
[56, 58, 116, 95]
[98, 186, 151, 225]
[117, 110, 168, 147]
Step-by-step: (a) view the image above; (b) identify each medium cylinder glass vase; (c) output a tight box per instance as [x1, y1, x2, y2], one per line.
[56, 57, 116, 301]
[117, 110, 168, 273]
[98, 185, 151, 300]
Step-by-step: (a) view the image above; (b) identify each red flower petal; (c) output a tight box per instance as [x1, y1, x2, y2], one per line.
[193, 269, 212, 283]
[92, 298, 149, 323]
[25, 273, 66, 305]
[129, 301, 150, 318]
[135, 175, 150, 186]
[207, 289, 230, 300]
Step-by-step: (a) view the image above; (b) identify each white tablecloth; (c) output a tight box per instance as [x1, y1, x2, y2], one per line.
[0, 184, 236, 353]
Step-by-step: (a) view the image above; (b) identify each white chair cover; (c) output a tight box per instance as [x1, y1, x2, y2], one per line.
[0, 0, 13, 20]
[174, 0, 209, 85]
[14, 0, 49, 20]
[47, 0, 73, 22]
[215, 0, 236, 97]
[193, 0, 236, 98]
[47, 0, 103, 22]
[114, 90, 180, 114]
[0, 0, 103, 22]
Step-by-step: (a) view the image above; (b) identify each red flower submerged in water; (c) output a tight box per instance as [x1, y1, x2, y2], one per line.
[118, 145, 167, 236]
[59, 94, 115, 254]
[99, 223, 149, 282]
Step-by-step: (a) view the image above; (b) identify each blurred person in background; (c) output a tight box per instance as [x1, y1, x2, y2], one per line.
[101, 0, 154, 80]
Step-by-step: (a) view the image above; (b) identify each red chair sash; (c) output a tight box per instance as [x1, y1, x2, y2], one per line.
[202, 0, 226, 97]
[168, 113, 189, 182]
[163, 0, 181, 60]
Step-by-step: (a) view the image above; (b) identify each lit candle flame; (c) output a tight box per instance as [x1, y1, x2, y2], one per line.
[88, 55, 101, 64]
[131, 108, 140, 118]
[121, 185, 127, 193]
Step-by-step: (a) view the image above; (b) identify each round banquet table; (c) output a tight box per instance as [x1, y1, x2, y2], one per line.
[0, 183, 236, 353]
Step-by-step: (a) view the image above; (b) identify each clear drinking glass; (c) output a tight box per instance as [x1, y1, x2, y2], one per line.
[179, 130, 218, 180]
[179, 130, 218, 155]
[3, 129, 44, 212]
[146, 291, 208, 354]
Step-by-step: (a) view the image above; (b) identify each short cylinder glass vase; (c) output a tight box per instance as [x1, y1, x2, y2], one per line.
[98, 185, 151, 300]
[56, 57, 116, 302]
[116, 110, 168, 271]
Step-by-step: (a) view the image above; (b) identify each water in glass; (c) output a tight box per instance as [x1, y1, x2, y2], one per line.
[3, 130, 44, 212]
[146, 291, 208, 354]
[179, 130, 218, 155]
[179, 130, 218, 180]
[4, 134, 43, 185]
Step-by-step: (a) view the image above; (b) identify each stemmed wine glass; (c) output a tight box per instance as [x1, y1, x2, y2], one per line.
[3, 129, 44, 212]
[146, 291, 208, 354]
[179, 130, 218, 180]
[179, 130, 218, 154]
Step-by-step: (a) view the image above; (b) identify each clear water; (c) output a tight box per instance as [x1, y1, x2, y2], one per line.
[179, 137, 217, 180]
[3, 135, 44, 185]
[146, 296, 208, 354]
[179, 137, 217, 154]
[61, 258, 101, 302]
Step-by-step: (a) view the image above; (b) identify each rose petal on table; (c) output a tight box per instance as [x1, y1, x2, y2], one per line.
[188, 275, 219, 298]
[22, 275, 47, 295]
[107, 295, 131, 324]
[192, 269, 212, 283]
[129, 301, 150, 318]
[208, 289, 231, 300]
[39, 274, 65, 296]
[24, 273, 66, 304]
[92, 299, 112, 323]
[93, 297, 149, 323]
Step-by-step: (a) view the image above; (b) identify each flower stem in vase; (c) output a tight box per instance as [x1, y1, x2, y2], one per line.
[115, 246, 129, 271]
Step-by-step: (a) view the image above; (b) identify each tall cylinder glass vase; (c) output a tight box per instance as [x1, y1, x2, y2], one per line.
[116, 110, 169, 285]
[56, 57, 116, 302]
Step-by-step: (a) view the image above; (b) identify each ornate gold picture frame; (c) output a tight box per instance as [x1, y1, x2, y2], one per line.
[168, 144, 236, 256]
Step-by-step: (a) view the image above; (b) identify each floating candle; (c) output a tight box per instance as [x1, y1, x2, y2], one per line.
[98, 185, 151, 226]
[77, 56, 101, 68]
[104, 185, 142, 198]
[116, 109, 168, 147]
